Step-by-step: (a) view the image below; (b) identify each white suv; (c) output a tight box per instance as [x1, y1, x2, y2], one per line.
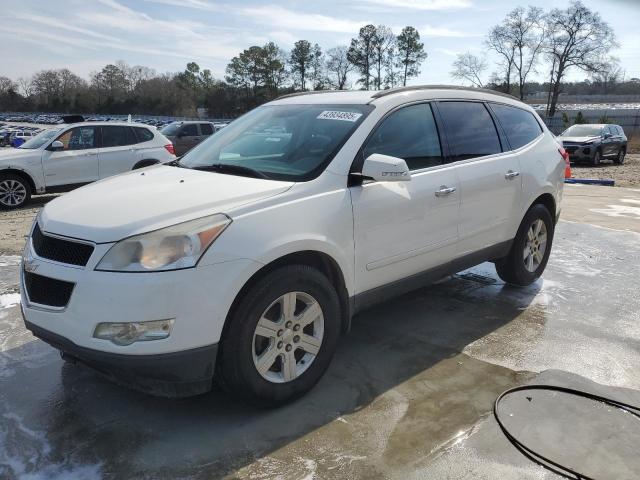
[0, 122, 175, 209]
[21, 87, 565, 404]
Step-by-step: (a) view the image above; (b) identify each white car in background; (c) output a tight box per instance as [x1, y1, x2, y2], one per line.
[0, 122, 175, 209]
[21, 86, 564, 405]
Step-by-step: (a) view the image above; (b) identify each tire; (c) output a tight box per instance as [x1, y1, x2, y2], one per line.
[0, 173, 32, 209]
[614, 148, 626, 165]
[591, 149, 601, 166]
[495, 204, 554, 287]
[216, 265, 341, 406]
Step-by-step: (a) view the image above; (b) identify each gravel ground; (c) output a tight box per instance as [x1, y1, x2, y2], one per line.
[570, 153, 640, 187]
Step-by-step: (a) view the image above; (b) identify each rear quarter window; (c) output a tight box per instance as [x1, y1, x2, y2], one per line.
[489, 103, 542, 150]
[134, 127, 154, 142]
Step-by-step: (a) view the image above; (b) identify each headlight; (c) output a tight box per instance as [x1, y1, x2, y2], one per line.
[95, 214, 231, 272]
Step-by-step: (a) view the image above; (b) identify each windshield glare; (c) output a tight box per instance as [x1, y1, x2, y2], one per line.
[177, 104, 373, 181]
[561, 125, 603, 137]
[19, 128, 62, 149]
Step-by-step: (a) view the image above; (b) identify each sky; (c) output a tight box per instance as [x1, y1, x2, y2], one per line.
[2, 0, 639, 88]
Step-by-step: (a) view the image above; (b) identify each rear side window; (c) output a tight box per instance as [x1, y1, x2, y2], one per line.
[102, 126, 137, 147]
[490, 103, 542, 150]
[134, 127, 154, 142]
[200, 123, 214, 135]
[438, 101, 502, 162]
[363, 103, 442, 170]
[181, 124, 198, 136]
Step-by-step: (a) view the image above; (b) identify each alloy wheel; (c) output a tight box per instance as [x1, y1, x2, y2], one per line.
[523, 219, 547, 273]
[0, 179, 27, 207]
[252, 291, 324, 383]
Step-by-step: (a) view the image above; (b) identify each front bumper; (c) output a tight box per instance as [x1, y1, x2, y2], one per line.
[25, 318, 217, 397]
[20, 230, 262, 396]
[563, 144, 595, 162]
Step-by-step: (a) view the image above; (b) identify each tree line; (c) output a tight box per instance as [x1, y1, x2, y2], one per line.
[0, 1, 637, 119]
[0, 24, 426, 118]
[451, 0, 627, 116]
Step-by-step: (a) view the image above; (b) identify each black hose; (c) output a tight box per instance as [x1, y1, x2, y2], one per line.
[493, 385, 640, 480]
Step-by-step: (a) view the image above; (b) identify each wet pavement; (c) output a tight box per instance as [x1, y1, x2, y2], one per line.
[1, 188, 640, 479]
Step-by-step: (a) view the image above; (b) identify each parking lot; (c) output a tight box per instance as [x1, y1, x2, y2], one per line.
[1, 182, 639, 479]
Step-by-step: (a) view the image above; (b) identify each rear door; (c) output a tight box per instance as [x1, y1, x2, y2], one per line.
[42, 126, 99, 187]
[351, 102, 460, 294]
[97, 125, 139, 178]
[437, 101, 523, 256]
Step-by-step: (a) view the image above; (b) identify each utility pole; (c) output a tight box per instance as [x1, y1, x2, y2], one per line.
[545, 57, 556, 118]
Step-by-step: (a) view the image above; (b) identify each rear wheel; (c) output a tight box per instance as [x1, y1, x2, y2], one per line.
[614, 148, 626, 165]
[0, 174, 31, 209]
[495, 204, 554, 287]
[216, 265, 341, 406]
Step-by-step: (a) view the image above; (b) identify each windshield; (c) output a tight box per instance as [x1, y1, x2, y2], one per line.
[561, 125, 603, 137]
[177, 104, 373, 181]
[160, 123, 181, 136]
[19, 128, 62, 149]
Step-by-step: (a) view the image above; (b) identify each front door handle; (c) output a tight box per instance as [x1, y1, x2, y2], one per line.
[505, 170, 520, 180]
[435, 186, 456, 197]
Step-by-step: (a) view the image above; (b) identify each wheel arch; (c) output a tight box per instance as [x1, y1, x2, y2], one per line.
[219, 250, 352, 348]
[0, 168, 36, 192]
[531, 192, 556, 221]
[132, 159, 160, 170]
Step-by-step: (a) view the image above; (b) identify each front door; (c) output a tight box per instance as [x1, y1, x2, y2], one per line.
[43, 126, 99, 188]
[350, 103, 460, 295]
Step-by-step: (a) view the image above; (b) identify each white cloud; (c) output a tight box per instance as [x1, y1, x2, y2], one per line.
[357, 0, 472, 10]
[421, 24, 481, 37]
[142, 0, 222, 10]
[434, 48, 460, 56]
[239, 5, 370, 33]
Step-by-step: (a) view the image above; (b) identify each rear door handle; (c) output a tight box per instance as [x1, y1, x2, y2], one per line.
[505, 170, 520, 180]
[435, 186, 456, 197]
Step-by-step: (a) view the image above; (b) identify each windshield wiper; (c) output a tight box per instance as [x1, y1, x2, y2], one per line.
[192, 163, 271, 179]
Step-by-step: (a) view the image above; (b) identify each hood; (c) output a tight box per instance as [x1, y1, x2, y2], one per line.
[40, 165, 293, 243]
[560, 136, 599, 144]
[0, 148, 40, 164]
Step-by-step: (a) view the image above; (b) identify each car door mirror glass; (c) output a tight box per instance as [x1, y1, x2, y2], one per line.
[50, 140, 64, 151]
[361, 153, 411, 182]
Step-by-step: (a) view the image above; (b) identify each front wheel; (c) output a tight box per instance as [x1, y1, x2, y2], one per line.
[216, 265, 341, 406]
[495, 204, 554, 287]
[591, 150, 601, 166]
[0, 174, 31, 209]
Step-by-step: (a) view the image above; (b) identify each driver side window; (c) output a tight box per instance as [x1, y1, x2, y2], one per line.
[363, 103, 443, 171]
[55, 127, 96, 151]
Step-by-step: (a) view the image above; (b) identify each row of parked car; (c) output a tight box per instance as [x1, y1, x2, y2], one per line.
[0, 118, 232, 208]
[0, 124, 43, 147]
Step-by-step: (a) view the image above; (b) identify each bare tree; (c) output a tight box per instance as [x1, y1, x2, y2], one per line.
[545, 0, 617, 117]
[590, 57, 623, 94]
[372, 25, 395, 90]
[451, 52, 487, 88]
[487, 6, 545, 99]
[17, 77, 33, 97]
[326, 46, 353, 89]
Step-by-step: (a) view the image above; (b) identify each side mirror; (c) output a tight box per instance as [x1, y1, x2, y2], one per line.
[360, 153, 411, 182]
[50, 140, 64, 151]
[603, 132, 612, 139]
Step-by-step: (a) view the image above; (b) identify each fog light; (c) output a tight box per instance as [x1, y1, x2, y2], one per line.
[93, 319, 174, 346]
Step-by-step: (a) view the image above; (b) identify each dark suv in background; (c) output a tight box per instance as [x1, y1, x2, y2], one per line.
[559, 124, 627, 166]
[160, 121, 217, 156]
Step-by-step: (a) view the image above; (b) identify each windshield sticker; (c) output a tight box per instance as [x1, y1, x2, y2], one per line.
[317, 111, 363, 122]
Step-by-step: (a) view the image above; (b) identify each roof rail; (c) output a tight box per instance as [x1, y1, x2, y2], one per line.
[370, 85, 519, 101]
[275, 90, 354, 100]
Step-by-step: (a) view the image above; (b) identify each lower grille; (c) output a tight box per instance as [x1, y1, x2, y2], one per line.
[565, 146, 579, 154]
[24, 271, 74, 308]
